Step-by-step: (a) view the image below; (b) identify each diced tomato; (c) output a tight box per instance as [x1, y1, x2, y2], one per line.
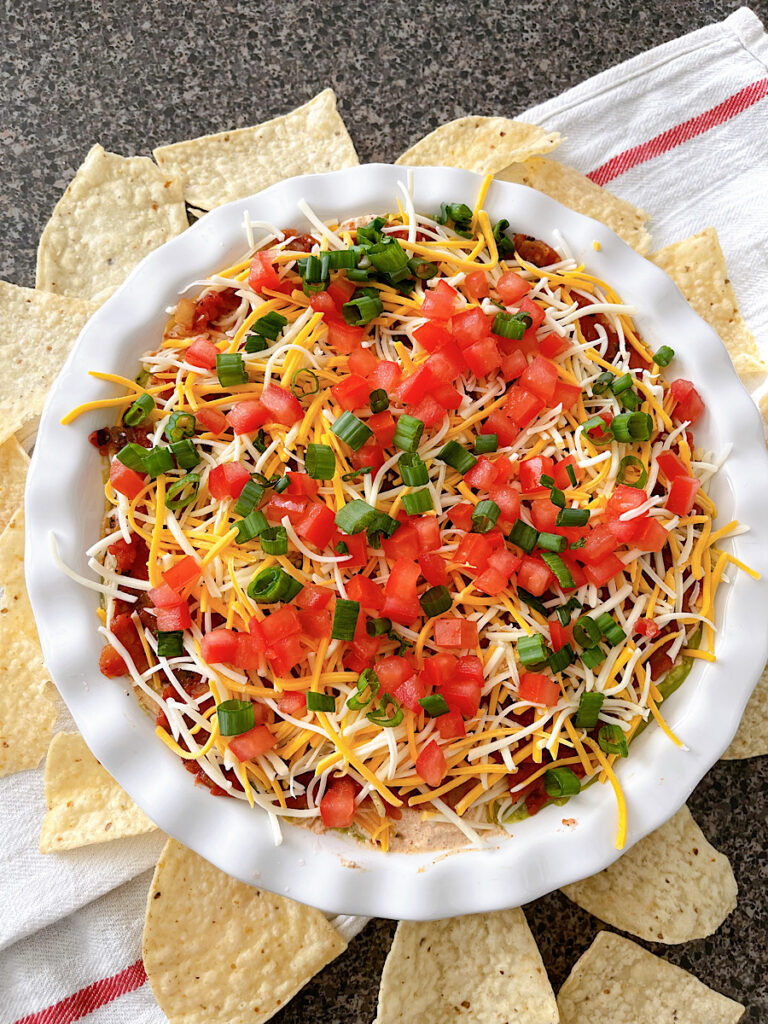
[348, 347, 378, 376]
[343, 634, 381, 673]
[298, 608, 332, 638]
[296, 502, 336, 549]
[493, 456, 516, 483]
[424, 653, 458, 687]
[265, 494, 308, 525]
[656, 451, 687, 481]
[440, 678, 481, 717]
[201, 628, 239, 664]
[185, 335, 219, 370]
[413, 321, 454, 353]
[382, 558, 421, 625]
[327, 319, 364, 353]
[148, 583, 184, 609]
[432, 381, 463, 411]
[393, 673, 427, 713]
[496, 271, 531, 305]
[581, 524, 620, 564]
[228, 724, 277, 762]
[464, 336, 502, 378]
[320, 776, 357, 828]
[368, 359, 402, 391]
[382, 523, 419, 561]
[464, 456, 498, 491]
[99, 644, 128, 677]
[501, 349, 527, 382]
[419, 551, 449, 586]
[517, 556, 554, 596]
[516, 295, 545, 330]
[518, 673, 560, 705]
[552, 381, 582, 411]
[670, 379, 705, 426]
[412, 516, 441, 553]
[633, 517, 669, 552]
[583, 553, 625, 587]
[473, 566, 507, 595]
[156, 603, 192, 631]
[415, 740, 447, 787]
[233, 634, 264, 670]
[226, 400, 267, 435]
[489, 484, 521, 524]
[455, 533, 494, 570]
[366, 410, 395, 447]
[437, 709, 466, 739]
[346, 574, 385, 611]
[284, 473, 319, 499]
[350, 441, 385, 474]
[296, 584, 334, 610]
[208, 462, 251, 500]
[529, 499, 558, 534]
[456, 655, 484, 686]
[450, 307, 492, 348]
[519, 455, 555, 493]
[331, 374, 370, 411]
[421, 279, 459, 320]
[278, 691, 307, 716]
[335, 530, 369, 568]
[108, 535, 140, 573]
[505, 386, 544, 428]
[487, 548, 521, 579]
[446, 502, 474, 531]
[464, 270, 490, 299]
[426, 341, 466, 381]
[266, 634, 305, 675]
[327, 276, 356, 308]
[258, 607, 301, 646]
[636, 618, 661, 639]
[397, 366, 439, 406]
[109, 459, 146, 500]
[309, 291, 338, 316]
[259, 384, 304, 426]
[539, 333, 569, 358]
[195, 405, 228, 435]
[605, 485, 648, 542]
[376, 655, 413, 691]
[407, 395, 445, 428]
[162, 555, 201, 592]
[520, 355, 558, 402]
[248, 251, 282, 293]
[666, 476, 701, 516]
[549, 618, 573, 653]
[481, 411, 519, 446]
[553, 455, 582, 490]
[434, 618, 478, 649]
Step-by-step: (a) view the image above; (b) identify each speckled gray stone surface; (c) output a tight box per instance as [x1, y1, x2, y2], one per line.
[2, 0, 767, 1021]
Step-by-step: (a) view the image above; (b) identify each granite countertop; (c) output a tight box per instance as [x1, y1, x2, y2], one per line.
[2, 1, 767, 1021]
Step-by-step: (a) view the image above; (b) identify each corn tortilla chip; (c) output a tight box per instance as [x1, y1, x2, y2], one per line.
[374, 908, 557, 1023]
[0, 280, 98, 446]
[557, 931, 744, 1023]
[40, 732, 156, 852]
[36, 144, 188, 302]
[560, 805, 736, 943]
[722, 665, 768, 759]
[0, 436, 29, 533]
[153, 89, 359, 211]
[496, 157, 652, 254]
[650, 228, 766, 380]
[395, 117, 560, 174]
[143, 838, 347, 1024]
[0, 510, 57, 776]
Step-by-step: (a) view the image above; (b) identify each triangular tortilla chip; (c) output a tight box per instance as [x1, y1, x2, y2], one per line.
[0, 436, 29, 533]
[496, 156, 651, 253]
[395, 117, 560, 173]
[0, 510, 57, 775]
[143, 838, 347, 1024]
[374, 908, 557, 1023]
[0, 280, 98, 446]
[722, 666, 768, 759]
[557, 931, 744, 1023]
[36, 144, 188, 302]
[561, 805, 736, 943]
[650, 228, 765, 380]
[153, 89, 359, 211]
[40, 732, 157, 852]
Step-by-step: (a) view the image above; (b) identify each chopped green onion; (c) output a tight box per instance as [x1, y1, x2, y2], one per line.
[594, 612, 627, 647]
[366, 511, 400, 547]
[331, 599, 360, 641]
[570, 537, 586, 549]
[335, 499, 378, 534]
[574, 691, 605, 728]
[492, 218, 515, 257]
[549, 487, 566, 508]
[399, 452, 429, 486]
[549, 643, 574, 673]
[419, 585, 452, 618]
[166, 473, 200, 510]
[253, 428, 268, 453]
[408, 256, 438, 279]
[540, 474, 555, 487]
[618, 389, 641, 411]
[555, 597, 581, 626]
[347, 669, 380, 710]
[356, 217, 386, 246]
[472, 499, 500, 534]
[537, 532, 566, 553]
[170, 439, 199, 470]
[274, 476, 290, 494]
[393, 414, 424, 453]
[573, 615, 601, 648]
[556, 507, 590, 527]
[402, 488, 433, 515]
[259, 525, 288, 555]
[306, 691, 336, 712]
[234, 480, 265, 517]
[617, 455, 648, 489]
[366, 692, 404, 729]
[327, 248, 357, 270]
[291, 369, 319, 399]
[518, 633, 548, 666]
[346, 266, 374, 282]
[611, 411, 653, 443]
[599, 723, 628, 757]
[592, 371, 614, 396]
[582, 415, 612, 446]
[342, 294, 383, 326]
[164, 411, 196, 444]
[216, 353, 248, 387]
[331, 411, 373, 451]
[367, 237, 410, 280]
[565, 463, 578, 488]
[545, 766, 581, 797]
[444, 202, 473, 227]
[509, 519, 539, 553]
[492, 311, 528, 340]
[474, 433, 498, 454]
[437, 440, 477, 474]
[143, 446, 174, 478]
[305, 443, 336, 480]
[116, 443, 148, 473]
[366, 617, 392, 637]
[581, 646, 606, 669]
[123, 393, 154, 427]
[541, 552, 575, 589]
[244, 332, 268, 353]
[236, 509, 269, 544]
[369, 388, 389, 413]
[251, 310, 287, 341]
[653, 345, 675, 367]
[517, 588, 549, 616]
[610, 372, 633, 395]
[247, 565, 302, 602]
[217, 699, 255, 736]
[157, 630, 184, 658]
[297, 253, 330, 293]
[419, 694, 450, 717]
[341, 466, 372, 481]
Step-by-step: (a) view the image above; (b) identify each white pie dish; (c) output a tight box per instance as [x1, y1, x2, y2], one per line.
[25, 163, 768, 920]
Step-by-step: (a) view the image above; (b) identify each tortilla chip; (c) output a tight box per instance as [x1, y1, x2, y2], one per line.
[153, 89, 359, 211]
[722, 665, 768, 759]
[36, 144, 188, 302]
[0, 511, 57, 776]
[557, 931, 744, 1023]
[0, 281, 98, 446]
[143, 838, 347, 1024]
[650, 228, 766, 379]
[395, 118, 560, 173]
[40, 732, 157, 852]
[374, 908, 557, 1023]
[496, 157, 652, 254]
[561, 805, 736, 943]
[0, 436, 29, 533]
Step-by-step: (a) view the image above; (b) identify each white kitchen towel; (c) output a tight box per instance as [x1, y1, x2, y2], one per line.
[3, 6, 767, 1022]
